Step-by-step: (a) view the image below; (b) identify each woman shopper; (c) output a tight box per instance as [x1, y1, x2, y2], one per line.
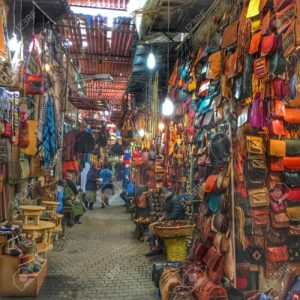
[85, 164, 98, 210]
[99, 163, 114, 208]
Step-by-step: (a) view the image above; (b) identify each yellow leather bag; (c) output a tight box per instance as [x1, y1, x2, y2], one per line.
[269, 139, 286, 157]
[287, 206, 300, 221]
[246, 0, 260, 18]
[246, 136, 264, 155]
[249, 188, 269, 207]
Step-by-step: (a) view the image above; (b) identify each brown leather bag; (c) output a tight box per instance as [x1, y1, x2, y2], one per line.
[266, 245, 289, 263]
[206, 51, 221, 80]
[193, 272, 227, 300]
[224, 49, 238, 79]
[221, 21, 239, 49]
[251, 207, 270, 226]
[160, 268, 182, 300]
[270, 211, 290, 228]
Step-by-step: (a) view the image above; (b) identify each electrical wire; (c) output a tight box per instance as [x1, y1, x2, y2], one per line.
[167, 0, 170, 81]
[12, 0, 16, 33]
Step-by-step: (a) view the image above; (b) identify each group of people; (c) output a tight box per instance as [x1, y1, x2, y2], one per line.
[85, 163, 115, 210]
[56, 163, 116, 225]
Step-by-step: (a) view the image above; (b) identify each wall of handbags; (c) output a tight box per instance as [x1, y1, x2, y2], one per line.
[155, 0, 300, 298]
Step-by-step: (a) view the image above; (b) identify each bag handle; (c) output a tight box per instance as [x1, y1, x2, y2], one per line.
[23, 34, 42, 73]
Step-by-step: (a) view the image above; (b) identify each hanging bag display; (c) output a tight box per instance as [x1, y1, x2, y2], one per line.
[22, 34, 44, 95]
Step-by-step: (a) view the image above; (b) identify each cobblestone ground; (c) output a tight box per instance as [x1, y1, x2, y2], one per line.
[8, 205, 158, 300]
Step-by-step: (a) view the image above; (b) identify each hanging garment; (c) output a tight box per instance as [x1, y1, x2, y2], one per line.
[62, 130, 77, 161]
[62, 160, 79, 178]
[80, 162, 90, 192]
[42, 95, 56, 167]
[75, 131, 95, 153]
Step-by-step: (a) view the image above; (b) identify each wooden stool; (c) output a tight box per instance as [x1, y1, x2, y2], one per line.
[63, 206, 74, 226]
[19, 206, 46, 226]
[41, 201, 59, 213]
[22, 221, 55, 258]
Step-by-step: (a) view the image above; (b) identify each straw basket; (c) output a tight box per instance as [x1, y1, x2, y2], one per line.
[154, 221, 196, 262]
[154, 221, 195, 238]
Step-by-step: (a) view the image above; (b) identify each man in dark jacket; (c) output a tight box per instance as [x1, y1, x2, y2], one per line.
[85, 164, 98, 210]
[160, 188, 185, 221]
[146, 188, 185, 256]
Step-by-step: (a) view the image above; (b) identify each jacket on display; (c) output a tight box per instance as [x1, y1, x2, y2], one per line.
[75, 131, 95, 154]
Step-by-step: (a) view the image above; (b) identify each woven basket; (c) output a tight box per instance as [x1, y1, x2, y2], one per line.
[164, 237, 187, 262]
[154, 221, 195, 238]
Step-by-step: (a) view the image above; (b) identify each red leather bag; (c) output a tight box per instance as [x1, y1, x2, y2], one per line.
[284, 157, 300, 170]
[286, 187, 300, 201]
[261, 33, 280, 55]
[266, 245, 289, 262]
[249, 31, 262, 54]
[272, 77, 290, 99]
[205, 175, 218, 193]
[270, 119, 285, 135]
[270, 158, 284, 171]
[270, 198, 286, 213]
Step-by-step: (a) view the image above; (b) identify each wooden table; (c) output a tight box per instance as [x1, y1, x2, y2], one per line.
[41, 201, 59, 213]
[22, 221, 55, 256]
[19, 205, 46, 225]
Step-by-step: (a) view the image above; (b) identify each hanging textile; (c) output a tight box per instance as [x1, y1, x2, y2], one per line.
[151, 72, 159, 139]
[42, 95, 56, 167]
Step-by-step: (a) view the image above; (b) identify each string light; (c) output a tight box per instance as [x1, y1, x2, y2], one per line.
[158, 122, 165, 131]
[147, 51, 156, 69]
[162, 96, 174, 116]
[139, 128, 145, 137]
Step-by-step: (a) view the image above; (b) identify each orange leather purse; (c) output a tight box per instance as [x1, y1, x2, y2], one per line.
[270, 158, 284, 171]
[284, 157, 300, 170]
[206, 51, 221, 80]
[269, 139, 286, 157]
[284, 108, 300, 123]
[249, 31, 262, 54]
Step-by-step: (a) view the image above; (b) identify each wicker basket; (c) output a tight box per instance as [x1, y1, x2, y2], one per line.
[164, 237, 187, 262]
[154, 221, 195, 238]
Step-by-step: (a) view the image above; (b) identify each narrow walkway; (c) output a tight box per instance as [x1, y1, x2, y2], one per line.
[37, 205, 157, 300]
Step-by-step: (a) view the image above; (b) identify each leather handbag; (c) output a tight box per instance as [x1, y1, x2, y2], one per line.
[287, 205, 300, 221]
[203, 246, 222, 272]
[266, 245, 289, 263]
[269, 139, 286, 157]
[268, 172, 283, 189]
[206, 51, 221, 80]
[286, 187, 300, 202]
[250, 92, 264, 129]
[269, 49, 287, 76]
[224, 49, 238, 79]
[23, 35, 44, 95]
[251, 207, 270, 225]
[270, 157, 284, 171]
[270, 198, 286, 213]
[270, 119, 285, 135]
[159, 268, 182, 300]
[253, 56, 268, 79]
[284, 108, 300, 123]
[275, 3, 296, 34]
[289, 223, 300, 235]
[271, 211, 290, 228]
[193, 272, 227, 300]
[198, 79, 210, 97]
[271, 100, 286, 118]
[246, 136, 264, 155]
[248, 188, 269, 207]
[261, 33, 280, 55]
[267, 228, 287, 246]
[272, 77, 290, 99]
[284, 172, 300, 187]
[284, 157, 300, 170]
[221, 21, 239, 49]
[249, 31, 261, 54]
[205, 175, 218, 193]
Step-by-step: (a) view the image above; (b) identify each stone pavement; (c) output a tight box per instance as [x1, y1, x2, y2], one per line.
[10, 204, 159, 300]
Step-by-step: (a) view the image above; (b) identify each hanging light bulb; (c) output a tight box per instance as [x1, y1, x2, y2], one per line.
[139, 128, 145, 137]
[44, 63, 51, 72]
[147, 51, 156, 69]
[162, 96, 174, 116]
[158, 122, 165, 131]
[9, 33, 18, 52]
